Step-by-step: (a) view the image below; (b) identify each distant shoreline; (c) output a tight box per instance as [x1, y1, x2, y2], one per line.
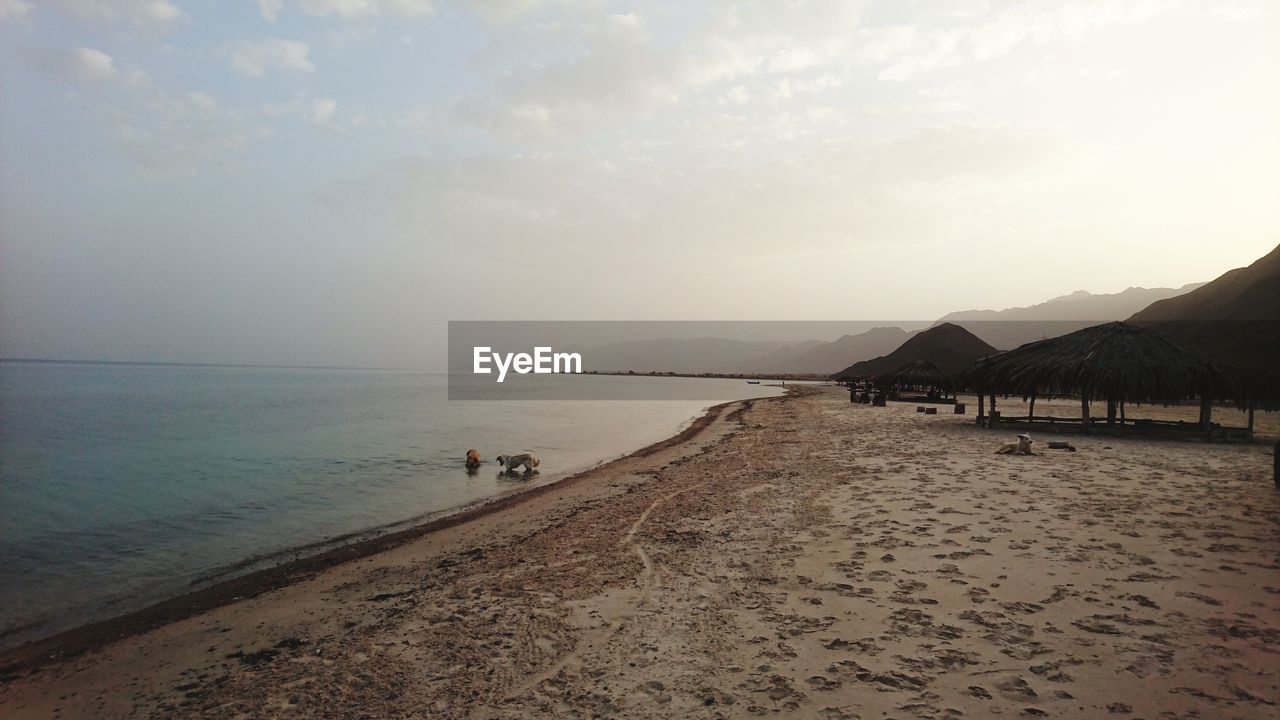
[0, 357, 426, 372]
[1, 359, 834, 380]
[586, 370, 833, 382]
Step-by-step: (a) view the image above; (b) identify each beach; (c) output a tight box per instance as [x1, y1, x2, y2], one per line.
[0, 362, 784, 648]
[2, 385, 1278, 719]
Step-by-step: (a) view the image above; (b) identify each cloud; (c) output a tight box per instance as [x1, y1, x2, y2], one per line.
[464, 0, 558, 24]
[230, 37, 315, 76]
[260, 94, 349, 129]
[46, 0, 187, 31]
[297, 0, 374, 17]
[186, 91, 218, 113]
[25, 46, 150, 87]
[451, 2, 869, 140]
[20, 76, 271, 177]
[306, 97, 338, 124]
[111, 91, 274, 177]
[71, 46, 119, 80]
[719, 85, 750, 106]
[390, 124, 1087, 265]
[141, 0, 182, 24]
[256, 0, 284, 22]
[0, 0, 33, 25]
[280, 0, 432, 19]
[370, 120, 1110, 323]
[381, 0, 431, 16]
[114, 123, 270, 178]
[877, 29, 963, 82]
[866, 0, 1270, 82]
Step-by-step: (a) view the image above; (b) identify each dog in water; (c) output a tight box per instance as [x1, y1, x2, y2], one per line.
[995, 433, 1035, 455]
[465, 449, 481, 470]
[496, 453, 540, 473]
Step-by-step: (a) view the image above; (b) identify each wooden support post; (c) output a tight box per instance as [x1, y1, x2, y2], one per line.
[1081, 394, 1090, 435]
[1029, 392, 1036, 422]
[1200, 394, 1213, 440]
[977, 393, 985, 426]
[1248, 404, 1256, 440]
[1106, 392, 1117, 426]
[990, 394, 997, 427]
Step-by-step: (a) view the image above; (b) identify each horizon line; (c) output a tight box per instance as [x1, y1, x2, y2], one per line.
[0, 358, 442, 373]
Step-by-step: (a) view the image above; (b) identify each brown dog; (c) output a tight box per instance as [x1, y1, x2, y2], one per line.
[465, 449, 481, 469]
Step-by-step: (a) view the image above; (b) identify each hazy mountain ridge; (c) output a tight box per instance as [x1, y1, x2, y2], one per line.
[746, 327, 917, 374]
[941, 283, 1205, 322]
[742, 339, 827, 373]
[938, 283, 1205, 350]
[581, 327, 919, 375]
[580, 337, 791, 374]
[565, 269, 1237, 376]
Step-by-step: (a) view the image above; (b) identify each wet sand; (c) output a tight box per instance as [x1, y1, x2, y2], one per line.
[2, 386, 1277, 718]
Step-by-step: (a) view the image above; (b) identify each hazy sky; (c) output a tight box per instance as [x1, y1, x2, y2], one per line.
[1, 0, 1277, 368]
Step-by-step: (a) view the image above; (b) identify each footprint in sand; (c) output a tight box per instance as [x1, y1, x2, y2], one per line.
[968, 685, 993, 699]
[1175, 591, 1222, 606]
[996, 675, 1039, 701]
[805, 675, 842, 691]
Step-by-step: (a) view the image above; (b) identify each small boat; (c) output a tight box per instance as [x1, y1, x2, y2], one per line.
[746, 380, 760, 384]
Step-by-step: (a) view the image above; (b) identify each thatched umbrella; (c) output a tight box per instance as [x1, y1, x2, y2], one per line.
[968, 321, 1272, 434]
[876, 360, 954, 396]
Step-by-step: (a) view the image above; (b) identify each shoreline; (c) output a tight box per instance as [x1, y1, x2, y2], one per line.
[0, 392, 759, 679]
[588, 370, 832, 382]
[3, 385, 1276, 719]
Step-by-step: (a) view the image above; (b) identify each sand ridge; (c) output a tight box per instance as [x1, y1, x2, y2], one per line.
[1, 386, 1277, 719]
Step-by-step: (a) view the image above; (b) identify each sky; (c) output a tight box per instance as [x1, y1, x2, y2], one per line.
[1, 0, 1277, 368]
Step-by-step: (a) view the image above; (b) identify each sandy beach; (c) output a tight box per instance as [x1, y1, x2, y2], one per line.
[2, 386, 1278, 719]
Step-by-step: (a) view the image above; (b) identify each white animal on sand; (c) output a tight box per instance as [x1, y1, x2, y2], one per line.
[995, 433, 1035, 455]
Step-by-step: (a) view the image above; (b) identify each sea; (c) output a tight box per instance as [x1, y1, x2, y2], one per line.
[0, 360, 785, 649]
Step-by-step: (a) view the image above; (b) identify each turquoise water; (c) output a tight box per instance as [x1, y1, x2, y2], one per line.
[0, 361, 782, 648]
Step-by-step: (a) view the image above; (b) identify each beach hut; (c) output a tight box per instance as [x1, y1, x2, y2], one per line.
[968, 321, 1274, 440]
[875, 360, 955, 403]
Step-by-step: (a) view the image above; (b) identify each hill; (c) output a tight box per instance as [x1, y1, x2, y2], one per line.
[1128, 243, 1280, 370]
[942, 284, 1204, 322]
[836, 322, 997, 379]
[581, 337, 787, 374]
[748, 327, 916, 374]
[940, 283, 1203, 349]
[742, 339, 827, 372]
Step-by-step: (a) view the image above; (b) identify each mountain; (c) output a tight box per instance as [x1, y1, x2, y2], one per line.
[742, 339, 827, 372]
[1128, 243, 1280, 370]
[747, 327, 917, 374]
[580, 337, 789, 374]
[940, 283, 1204, 349]
[836, 322, 997, 379]
[942, 284, 1204, 322]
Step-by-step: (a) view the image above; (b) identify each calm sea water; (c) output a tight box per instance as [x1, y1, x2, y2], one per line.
[0, 361, 783, 648]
